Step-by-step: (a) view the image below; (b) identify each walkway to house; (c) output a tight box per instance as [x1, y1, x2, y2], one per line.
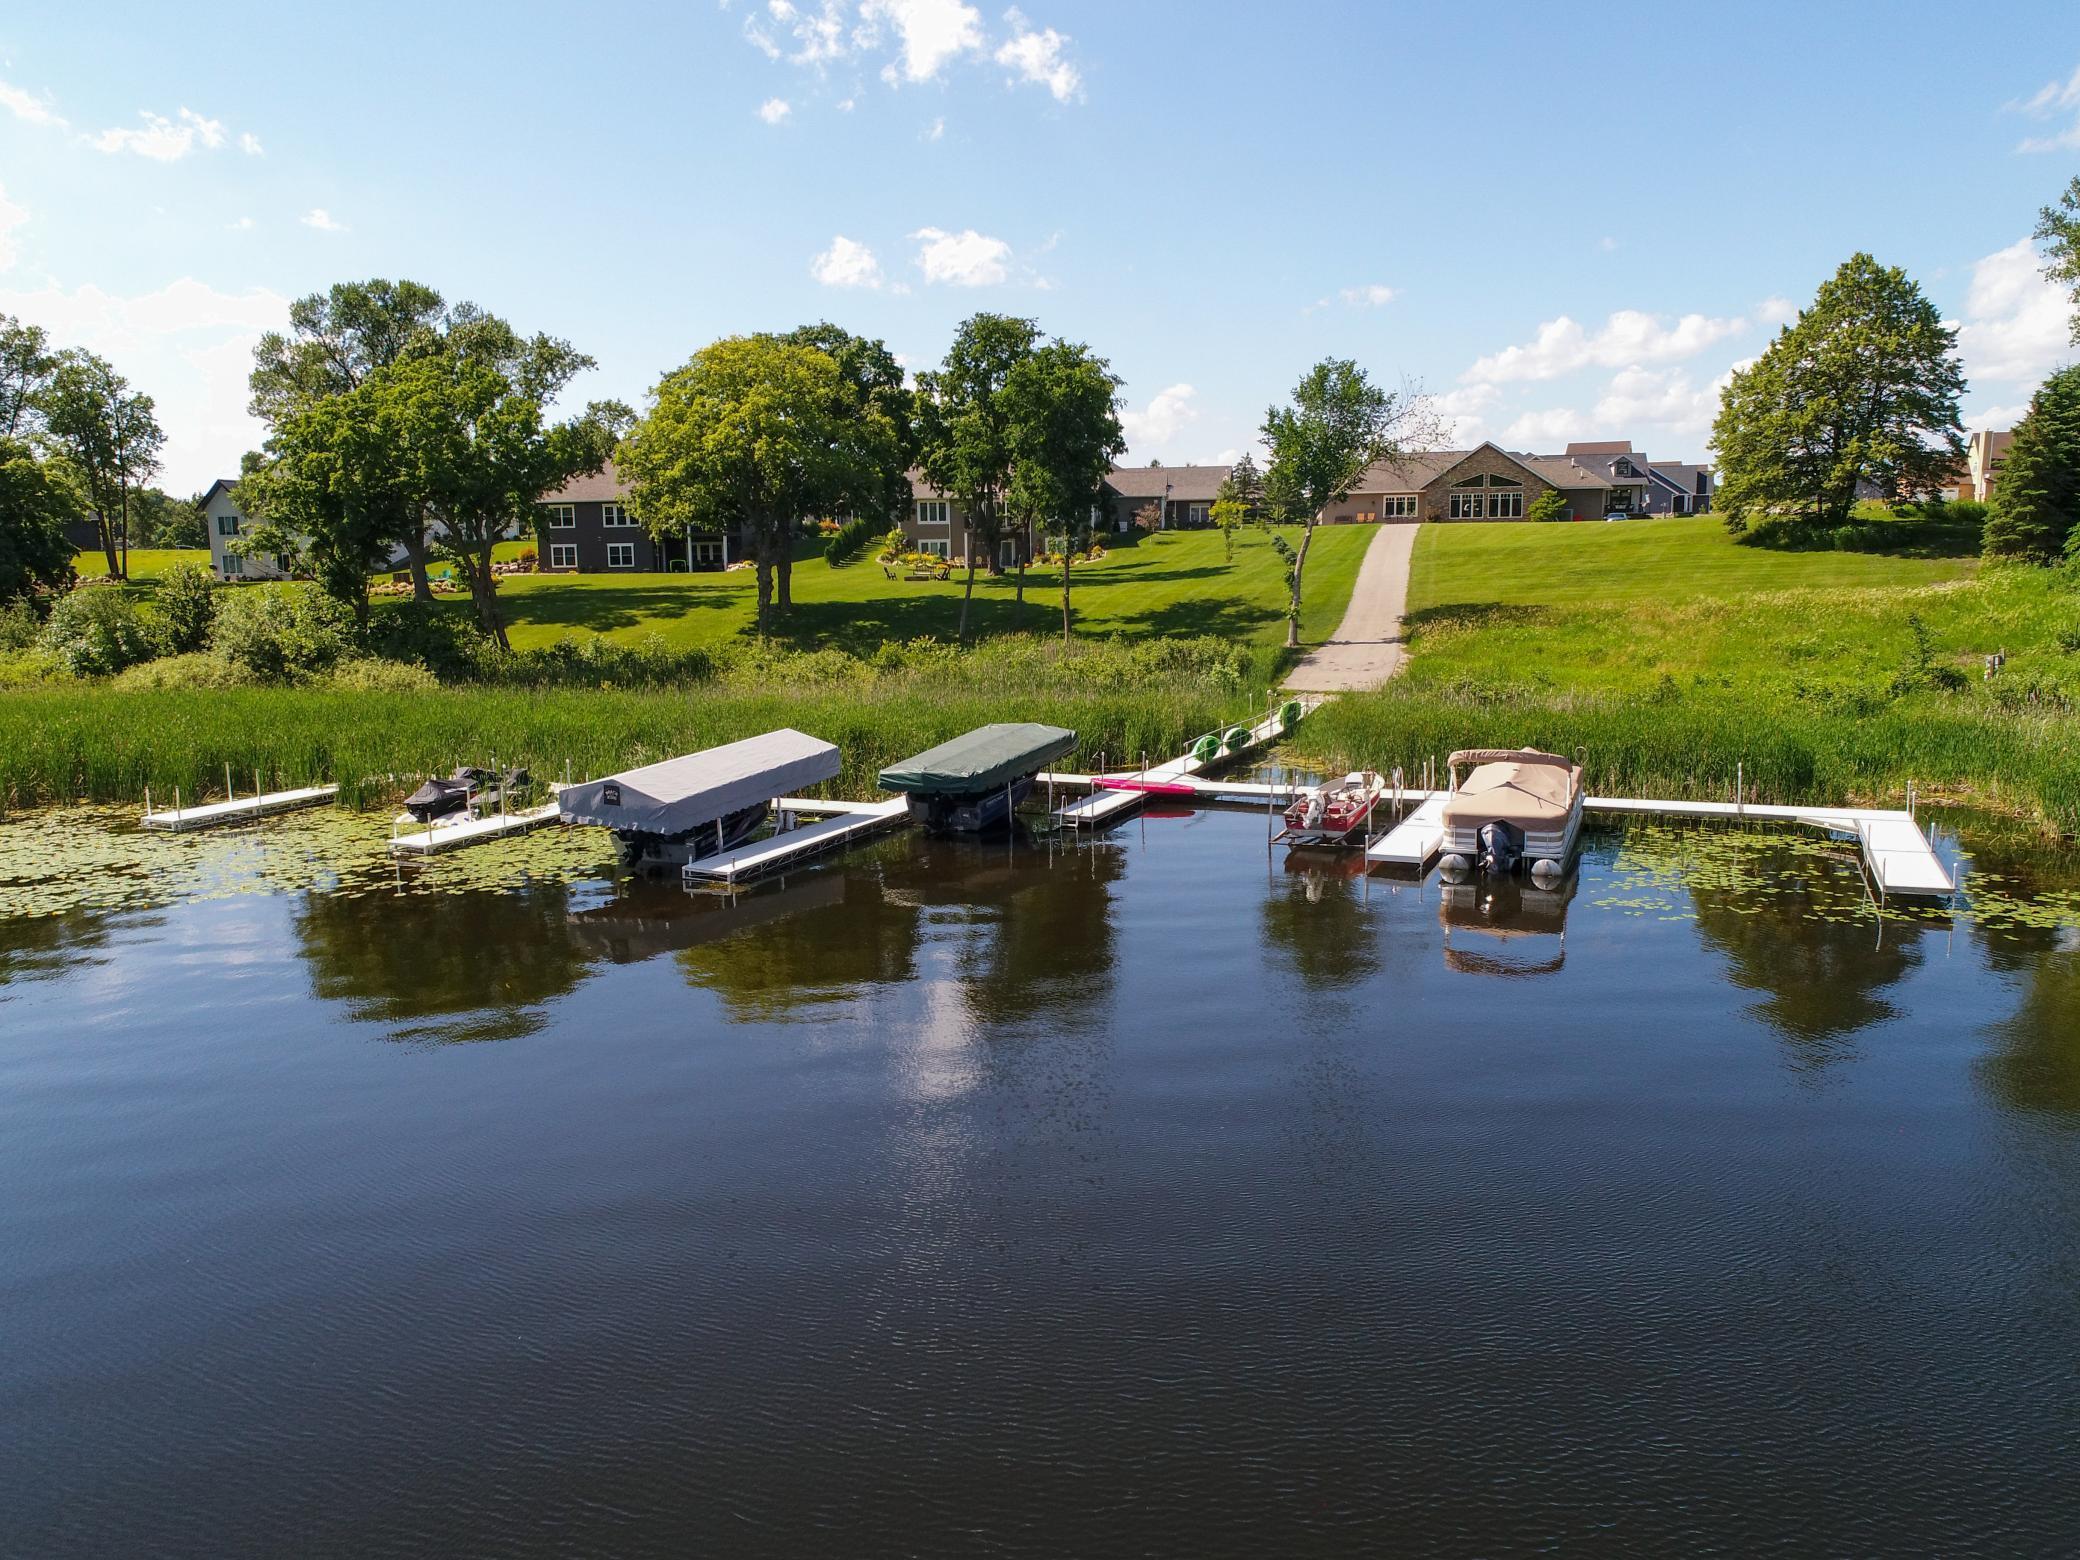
[1283, 523, 1418, 692]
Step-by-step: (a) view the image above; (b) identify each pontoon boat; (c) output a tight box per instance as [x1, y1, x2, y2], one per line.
[1437, 749, 1583, 883]
[878, 723, 1077, 834]
[557, 729, 841, 875]
[1281, 770, 1387, 847]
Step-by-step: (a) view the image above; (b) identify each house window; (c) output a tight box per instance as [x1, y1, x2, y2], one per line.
[548, 543, 577, 569]
[1613, 458, 1638, 477]
[1488, 491, 1524, 519]
[215, 513, 239, 537]
[916, 499, 950, 527]
[917, 539, 949, 558]
[1187, 502, 1209, 527]
[222, 553, 242, 576]
[1383, 495, 1418, 518]
[545, 504, 575, 529]
[606, 542, 635, 569]
[1671, 494, 1691, 514]
[999, 539, 1018, 568]
[602, 502, 635, 527]
[690, 539, 723, 565]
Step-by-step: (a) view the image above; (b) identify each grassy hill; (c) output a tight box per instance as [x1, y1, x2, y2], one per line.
[486, 526, 1374, 654]
[1298, 517, 2080, 831]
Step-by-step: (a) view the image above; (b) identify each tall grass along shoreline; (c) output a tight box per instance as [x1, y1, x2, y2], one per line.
[0, 636, 1279, 812]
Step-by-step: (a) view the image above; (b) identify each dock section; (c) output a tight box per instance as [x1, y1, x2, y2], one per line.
[683, 796, 911, 887]
[389, 800, 563, 856]
[1049, 701, 1316, 831]
[1364, 792, 1448, 869]
[142, 783, 339, 832]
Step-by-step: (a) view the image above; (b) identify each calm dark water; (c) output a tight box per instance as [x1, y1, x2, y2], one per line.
[3, 806, 2079, 1557]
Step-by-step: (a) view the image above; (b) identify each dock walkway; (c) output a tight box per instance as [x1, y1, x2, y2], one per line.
[1050, 701, 1317, 831]
[683, 796, 910, 886]
[389, 800, 563, 856]
[142, 784, 338, 832]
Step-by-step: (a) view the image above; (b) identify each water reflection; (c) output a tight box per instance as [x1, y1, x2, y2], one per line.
[0, 904, 122, 991]
[1439, 873, 1575, 978]
[1263, 850, 1380, 988]
[1963, 834, 2080, 1121]
[675, 867, 922, 1019]
[292, 876, 594, 1043]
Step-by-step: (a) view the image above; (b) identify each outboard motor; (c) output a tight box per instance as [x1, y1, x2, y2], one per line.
[1477, 819, 1523, 875]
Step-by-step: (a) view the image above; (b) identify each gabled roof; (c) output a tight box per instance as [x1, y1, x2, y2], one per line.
[541, 459, 630, 504]
[1518, 455, 1610, 491]
[1353, 443, 1610, 493]
[199, 477, 239, 506]
[1102, 463, 1232, 502]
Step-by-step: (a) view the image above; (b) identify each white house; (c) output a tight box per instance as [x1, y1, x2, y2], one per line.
[201, 478, 291, 581]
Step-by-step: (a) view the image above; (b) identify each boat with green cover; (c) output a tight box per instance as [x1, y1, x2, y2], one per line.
[878, 723, 1078, 834]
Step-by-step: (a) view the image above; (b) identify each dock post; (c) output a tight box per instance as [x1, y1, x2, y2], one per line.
[1737, 762, 1744, 821]
[225, 763, 233, 806]
[145, 785, 152, 820]
[174, 785, 181, 822]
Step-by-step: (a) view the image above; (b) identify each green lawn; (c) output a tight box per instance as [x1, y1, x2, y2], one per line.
[73, 548, 213, 581]
[482, 526, 1376, 654]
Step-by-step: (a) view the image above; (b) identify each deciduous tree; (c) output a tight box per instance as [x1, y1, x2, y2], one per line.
[0, 435, 80, 601]
[915, 313, 1040, 644]
[619, 335, 885, 635]
[1261, 359, 1433, 648]
[37, 349, 164, 579]
[2036, 175, 2080, 345]
[1711, 253, 1964, 532]
[1000, 339, 1123, 639]
[1983, 364, 2080, 563]
[0, 315, 56, 439]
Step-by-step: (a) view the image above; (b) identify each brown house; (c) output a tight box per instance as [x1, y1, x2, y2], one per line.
[1099, 464, 1233, 531]
[1324, 443, 1610, 524]
[892, 473, 1034, 569]
[536, 461, 739, 573]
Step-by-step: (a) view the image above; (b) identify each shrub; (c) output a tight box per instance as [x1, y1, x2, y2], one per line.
[151, 561, 217, 654]
[824, 515, 880, 568]
[516, 543, 538, 570]
[209, 583, 355, 683]
[366, 604, 488, 681]
[112, 652, 259, 691]
[0, 598, 41, 652]
[323, 656, 440, 693]
[41, 585, 156, 676]
[1527, 488, 1568, 523]
[0, 647, 66, 686]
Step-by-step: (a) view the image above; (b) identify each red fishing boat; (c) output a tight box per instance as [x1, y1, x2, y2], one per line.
[1280, 770, 1386, 847]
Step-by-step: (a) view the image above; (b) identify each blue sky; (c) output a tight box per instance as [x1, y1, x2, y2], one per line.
[3, 0, 2078, 492]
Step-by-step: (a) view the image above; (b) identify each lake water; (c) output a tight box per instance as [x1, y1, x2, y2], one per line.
[3, 801, 2078, 1557]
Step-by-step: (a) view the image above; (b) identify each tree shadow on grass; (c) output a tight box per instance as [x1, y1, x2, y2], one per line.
[765, 587, 1066, 653]
[504, 581, 747, 637]
[1105, 595, 1282, 642]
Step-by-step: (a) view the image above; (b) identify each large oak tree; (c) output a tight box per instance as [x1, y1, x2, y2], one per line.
[1000, 339, 1123, 641]
[1711, 253, 1964, 530]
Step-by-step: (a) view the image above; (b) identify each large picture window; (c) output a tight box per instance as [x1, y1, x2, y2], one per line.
[1382, 495, 1418, 518]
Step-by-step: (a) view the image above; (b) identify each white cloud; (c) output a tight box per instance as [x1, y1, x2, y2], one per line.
[1955, 236, 2073, 387]
[757, 96, 793, 123]
[0, 185, 25, 271]
[0, 277, 289, 492]
[239, 131, 263, 155]
[1432, 384, 1500, 447]
[994, 8, 1080, 101]
[2009, 61, 2080, 153]
[1970, 401, 2032, 431]
[91, 107, 227, 161]
[911, 226, 1010, 285]
[1119, 382, 1198, 448]
[862, 0, 985, 83]
[925, 114, 945, 140]
[1501, 407, 1592, 448]
[1754, 294, 1798, 329]
[1598, 235, 1619, 253]
[837, 95, 857, 111]
[0, 80, 66, 129]
[810, 234, 883, 287]
[1463, 308, 1747, 384]
[1338, 282, 1397, 307]
[227, 216, 255, 231]
[301, 208, 348, 233]
[1591, 365, 1719, 435]
[745, 0, 853, 67]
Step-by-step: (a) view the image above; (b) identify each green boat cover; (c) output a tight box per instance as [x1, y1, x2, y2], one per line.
[879, 723, 1078, 796]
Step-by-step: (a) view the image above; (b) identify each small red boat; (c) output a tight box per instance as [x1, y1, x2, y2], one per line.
[1281, 770, 1386, 846]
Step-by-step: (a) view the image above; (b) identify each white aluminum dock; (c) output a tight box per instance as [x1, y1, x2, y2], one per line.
[1365, 792, 1449, 868]
[682, 796, 912, 887]
[142, 783, 339, 832]
[1359, 790, 1956, 898]
[389, 800, 563, 856]
[1049, 702, 1315, 831]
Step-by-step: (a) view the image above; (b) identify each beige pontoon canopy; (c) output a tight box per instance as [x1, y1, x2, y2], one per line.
[1442, 749, 1581, 827]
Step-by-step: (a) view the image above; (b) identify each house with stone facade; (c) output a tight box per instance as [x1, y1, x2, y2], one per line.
[1322, 443, 1611, 525]
[536, 461, 741, 572]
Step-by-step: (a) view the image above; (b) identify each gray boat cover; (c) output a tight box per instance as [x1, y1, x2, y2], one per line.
[878, 723, 1077, 796]
[558, 729, 840, 835]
